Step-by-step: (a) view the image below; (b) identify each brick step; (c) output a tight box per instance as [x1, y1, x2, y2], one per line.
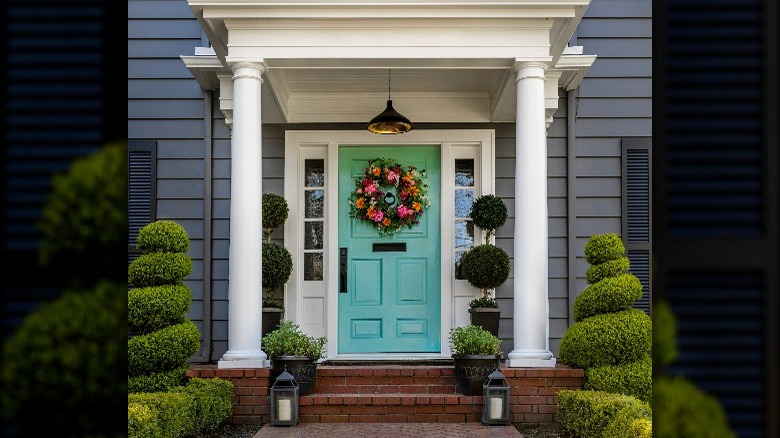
[298, 393, 485, 423]
[310, 365, 458, 395]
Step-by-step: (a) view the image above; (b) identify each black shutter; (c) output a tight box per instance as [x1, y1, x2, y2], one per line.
[622, 138, 652, 315]
[128, 140, 157, 263]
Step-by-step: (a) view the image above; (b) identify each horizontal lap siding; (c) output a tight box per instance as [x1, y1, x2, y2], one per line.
[128, 0, 210, 358]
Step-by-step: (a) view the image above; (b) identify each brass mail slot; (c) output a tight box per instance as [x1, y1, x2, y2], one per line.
[372, 242, 407, 252]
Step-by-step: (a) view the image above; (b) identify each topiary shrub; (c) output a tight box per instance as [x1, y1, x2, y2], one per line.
[171, 378, 234, 433]
[137, 220, 190, 253]
[603, 404, 653, 438]
[262, 242, 293, 308]
[585, 354, 652, 403]
[586, 256, 630, 284]
[573, 273, 643, 322]
[469, 194, 508, 243]
[653, 299, 678, 368]
[557, 389, 650, 438]
[654, 376, 735, 438]
[128, 392, 196, 438]
[128, 252, 192, 287]
[129, 401, 161, 438]
[461, 243, 511, 300]
[558, 308, 651, 368]
[262, 193, 289, 242]
[128, 366, 189, 394]
[128, 320, 201, 376]
[1, 282, 127, 437]
[584, 233, 625, 265]
[128, 284, 191, 334]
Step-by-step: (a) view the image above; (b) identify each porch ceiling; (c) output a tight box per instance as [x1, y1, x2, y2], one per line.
[183, 0, 595, 124]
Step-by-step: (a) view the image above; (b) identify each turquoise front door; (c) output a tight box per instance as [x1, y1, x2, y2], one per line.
[338, 146, 441, 353]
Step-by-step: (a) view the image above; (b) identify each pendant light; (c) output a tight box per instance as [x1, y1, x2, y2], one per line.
[368, 70, 412, 134]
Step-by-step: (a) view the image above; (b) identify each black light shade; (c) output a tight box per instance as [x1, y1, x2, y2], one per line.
[368, 99, 413, 134]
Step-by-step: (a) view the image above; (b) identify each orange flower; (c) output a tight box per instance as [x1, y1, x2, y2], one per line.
[367, 206, 375, 218]
[408, 186, 419, 196]
[372, 167, 381, 177]
[355, 197, 365, 209]
[412, 202, 422, 212]
[382, 218, 391, 226]
[403, 173, 413, 182]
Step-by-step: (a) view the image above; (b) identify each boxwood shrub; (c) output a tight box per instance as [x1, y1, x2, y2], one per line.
[573, 274, 643, 322]
[128, 402, 161, 438]
[128, 252, 192, 287]
[654, 376, 735, 438]
[128, 284, 191, 334]
[584, 233, 625, 265]
[557, 389, 650, 438]
[469, 194, 508, 240]
[171, 378, 234, 433]
[460, 244, 511, 292]
[602, 404, 653, 438]
[128, 320, 200, 376]
[586, 256, 630, 284]
[128, 366, 188, 394]
[262, 193, 289, 239]
[585, 354, 652, 403]
[136, 220, 190, 254]
[128, 392, 196, 438]
[558, 308, 651, 368]
[653, 299, 678, 367]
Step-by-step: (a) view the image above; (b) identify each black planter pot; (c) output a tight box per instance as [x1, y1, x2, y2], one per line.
[469, 308, 500, 337]
[452, 354, 500, 396]
[262, 308, 284, 338]
[270, 356, 317, 396]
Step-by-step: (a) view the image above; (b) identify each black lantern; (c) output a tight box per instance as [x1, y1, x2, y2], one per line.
[367, 70, 412, 134]
[482, 369, 510, 425]
[269, 369, 299, 426]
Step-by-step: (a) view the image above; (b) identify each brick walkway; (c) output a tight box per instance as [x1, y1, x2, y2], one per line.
[253, 423, 523, 437]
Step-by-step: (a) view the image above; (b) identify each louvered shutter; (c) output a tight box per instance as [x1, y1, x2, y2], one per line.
[622, 138, 652, 315]
[128, 140, 157, 263]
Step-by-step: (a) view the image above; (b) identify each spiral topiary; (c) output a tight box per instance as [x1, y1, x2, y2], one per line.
[128, 220, 198, 393]
[573, 273, 643, 322]
[584, 233, 625, 265]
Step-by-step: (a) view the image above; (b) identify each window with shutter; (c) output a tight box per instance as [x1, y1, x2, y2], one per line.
[128, 140, 157, 263]
[622, 138, 652, 315]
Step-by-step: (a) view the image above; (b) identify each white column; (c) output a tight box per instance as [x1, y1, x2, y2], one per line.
[219, 61, 267, 368]
[507, 61, 556, 368]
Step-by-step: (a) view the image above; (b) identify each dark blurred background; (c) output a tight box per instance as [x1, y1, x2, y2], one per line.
[1, 0, 778, 437]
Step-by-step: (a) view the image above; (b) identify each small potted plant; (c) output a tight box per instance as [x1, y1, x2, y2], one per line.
[460, 194, 510, 336]
[261, 193, 293, 337]
[262, 319, 326, 396]
[449, 324, 502, 396]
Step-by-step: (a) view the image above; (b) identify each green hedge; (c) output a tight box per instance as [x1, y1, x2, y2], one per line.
[171, 378, 234, 433]
[584, 233, 625, 265]
[558, 309, 651, 368]
[128, 252, 193, 287]
[557, 389, 650, 438]
[586, 256, 630, 284]
[128, 392, 196, 438]
[137, 220, 190, 254]
[128, 366, 188, 394]
[585, 355, 652, 404]
[654, 376, 735, 438]
[573, 274, 643, 322]
[128, 402, 161, 438]
[602, 404, 653, 438]
[128, 320, 200, 376]
[128, 284, 191, 334]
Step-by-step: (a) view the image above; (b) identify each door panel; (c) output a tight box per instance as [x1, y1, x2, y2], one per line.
[338, 145, 441, 353]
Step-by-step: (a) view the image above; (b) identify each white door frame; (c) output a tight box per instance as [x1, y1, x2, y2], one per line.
[284, 129, 495, 360]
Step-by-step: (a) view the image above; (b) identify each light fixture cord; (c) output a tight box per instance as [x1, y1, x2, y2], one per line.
[388, 69, 391, 100]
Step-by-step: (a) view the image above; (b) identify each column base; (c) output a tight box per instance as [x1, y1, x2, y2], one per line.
[218, 350, 268, 369]
[506, 350, 556, 368]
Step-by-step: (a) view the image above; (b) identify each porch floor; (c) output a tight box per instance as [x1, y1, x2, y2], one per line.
[253, 422, 522, 437]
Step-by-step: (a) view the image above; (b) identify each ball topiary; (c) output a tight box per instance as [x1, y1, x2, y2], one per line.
[654, 376, 735, 438]
[585, 354, 652, 404]
[262, 242, 293, 306]
[460, 244, 511, 300]
[128, 252, 193, 287]
[573, 273, 643, 322]
[558, 308, 651, 368]
[128, 320, 201, 377]
[1, 282, 127, 437]
[262, 193, 289, 242]
[586, 256, 630, 284]
[137, 219, 191, 253]
[469, 194, 508, 243]
[584, 233, 625, 265]
[128, 284, 192, 334]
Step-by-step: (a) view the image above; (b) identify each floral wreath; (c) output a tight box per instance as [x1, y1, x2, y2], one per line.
[348, 157, 430, 236]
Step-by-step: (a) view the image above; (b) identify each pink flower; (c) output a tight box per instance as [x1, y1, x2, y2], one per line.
[397, 204, 410, 218]
[387, 170, 397, 184]
[373, 210, 384, 222]
[364, 182, 378, 195]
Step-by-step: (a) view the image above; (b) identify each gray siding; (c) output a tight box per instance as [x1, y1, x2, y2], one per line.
[128, 0, 652, 361]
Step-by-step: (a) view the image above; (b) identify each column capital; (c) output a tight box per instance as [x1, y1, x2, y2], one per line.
[228, 61, 266, 82]
[513, 60, 549, 76]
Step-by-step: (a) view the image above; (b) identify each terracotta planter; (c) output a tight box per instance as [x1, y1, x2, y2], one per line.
[262, 308, 284, 338]
[270, 355, 318, 396]
[452, 354, 500, 396]
[469, 308, 500, 337]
